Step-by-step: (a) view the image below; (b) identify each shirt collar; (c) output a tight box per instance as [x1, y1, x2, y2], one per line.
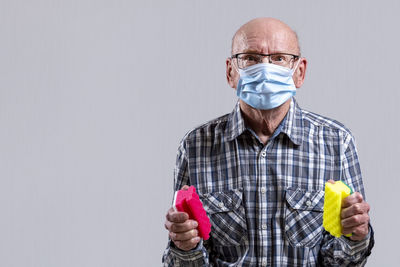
[226, 101, 247, 141]
[280, 98, 304, 146]
[226, 98, 304, 146]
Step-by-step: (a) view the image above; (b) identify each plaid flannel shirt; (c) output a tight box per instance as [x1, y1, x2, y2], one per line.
[162, 98, 374, 266]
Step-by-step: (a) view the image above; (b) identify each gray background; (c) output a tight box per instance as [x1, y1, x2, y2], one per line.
[0, 0, 398, 266]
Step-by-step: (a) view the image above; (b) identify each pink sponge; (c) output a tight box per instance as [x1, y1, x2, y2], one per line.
[173, 186, 211, 240]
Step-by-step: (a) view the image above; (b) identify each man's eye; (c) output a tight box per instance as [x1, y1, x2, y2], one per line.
[243, 55, 258, 61]
[271, 55, 288, 62]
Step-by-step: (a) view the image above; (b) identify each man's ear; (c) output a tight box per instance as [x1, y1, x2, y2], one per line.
[293, 58, 307, 88]
[226, 58, 237, 89]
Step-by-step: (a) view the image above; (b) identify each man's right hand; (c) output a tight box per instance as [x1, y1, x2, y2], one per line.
[164, 186, 201, 251]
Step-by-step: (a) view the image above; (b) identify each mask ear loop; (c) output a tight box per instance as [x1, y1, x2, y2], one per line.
[231, 57, 240, 74]
[291, 57, 302, 75]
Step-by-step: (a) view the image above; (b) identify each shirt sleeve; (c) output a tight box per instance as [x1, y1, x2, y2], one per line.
[162, 139, 211, 266]
[318, 133, 374, 266]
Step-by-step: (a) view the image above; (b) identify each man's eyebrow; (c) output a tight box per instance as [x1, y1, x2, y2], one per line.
[240, 49, 261, 54]
[240, 50, 297, 55]
[238, 48, 288, 54]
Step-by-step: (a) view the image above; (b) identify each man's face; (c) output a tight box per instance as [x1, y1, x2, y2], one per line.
[226, 20, 306, 89]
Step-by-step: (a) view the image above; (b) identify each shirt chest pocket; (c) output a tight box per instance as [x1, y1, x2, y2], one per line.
[199, 189, 248, 247]
[284, 188, 324, 248]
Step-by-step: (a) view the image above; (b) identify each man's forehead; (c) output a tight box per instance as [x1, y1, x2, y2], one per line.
[237, 32, 295, 53]
[232, 18, 299, 55]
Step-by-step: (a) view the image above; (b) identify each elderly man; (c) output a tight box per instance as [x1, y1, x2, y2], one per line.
[162, 18, 374, 266]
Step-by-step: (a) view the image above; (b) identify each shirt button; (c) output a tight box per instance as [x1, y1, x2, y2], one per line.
[306, 200, 312, 207]
[218, 202, 224, 208]
[261, 224, 267, 230]
[262, 259, 267, 266]
[261, 151, 266, 157]
[261, 187, 266, 194]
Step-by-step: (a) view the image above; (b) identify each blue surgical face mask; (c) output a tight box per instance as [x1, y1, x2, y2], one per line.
[236, 61, 300, 110]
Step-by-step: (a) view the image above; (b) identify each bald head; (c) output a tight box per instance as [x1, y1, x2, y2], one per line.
[231, 17, 300, 55]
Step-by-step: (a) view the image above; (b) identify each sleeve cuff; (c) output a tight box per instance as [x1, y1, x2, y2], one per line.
[169, 239, 205, 261]
[339, 223, 374, 257]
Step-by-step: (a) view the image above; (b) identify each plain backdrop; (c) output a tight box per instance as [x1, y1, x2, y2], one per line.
[1, 0, 399, 266]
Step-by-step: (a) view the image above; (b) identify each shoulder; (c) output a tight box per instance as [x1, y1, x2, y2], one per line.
[181, 113, 231, 144]
[301, 108, 353, 135]
[300, 108, 356, 148]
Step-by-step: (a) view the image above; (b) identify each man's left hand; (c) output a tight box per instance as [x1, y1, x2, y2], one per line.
[341, 192, 370, 241]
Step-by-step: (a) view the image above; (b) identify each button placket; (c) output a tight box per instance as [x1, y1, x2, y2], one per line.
[256, 146, 268, 262]
[262, 259, 267, 266]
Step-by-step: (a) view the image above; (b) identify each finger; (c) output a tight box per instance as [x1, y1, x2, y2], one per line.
[348, 223, 369, 241]
[181, 185, 190, 190]
[170, 220, 198, 233]
[341, 226, 353, 235]
[170, 229, 199, 242]
[174, 236, 201, 251]
[165, 219, 173, 231]
[341, 202, 370, 219]
[165, 218, 192, 233]
[166, 208, 189, 223]
[342, 192, 363, 208]
[342, 223, 369, 241]
[341, 213, 369, 229]
[327, 180, 335, 184]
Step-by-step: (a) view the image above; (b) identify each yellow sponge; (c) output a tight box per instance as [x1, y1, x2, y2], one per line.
[323, 181, 353, 238]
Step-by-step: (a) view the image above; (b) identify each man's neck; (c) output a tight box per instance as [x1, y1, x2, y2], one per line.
[239, 99, 291, 145]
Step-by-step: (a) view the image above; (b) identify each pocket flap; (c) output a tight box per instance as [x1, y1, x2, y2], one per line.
[285, 188, 324, 212]
[199, 189, 243, 214]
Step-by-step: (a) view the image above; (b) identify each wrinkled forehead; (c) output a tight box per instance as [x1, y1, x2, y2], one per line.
[232, 26, 299, 55]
